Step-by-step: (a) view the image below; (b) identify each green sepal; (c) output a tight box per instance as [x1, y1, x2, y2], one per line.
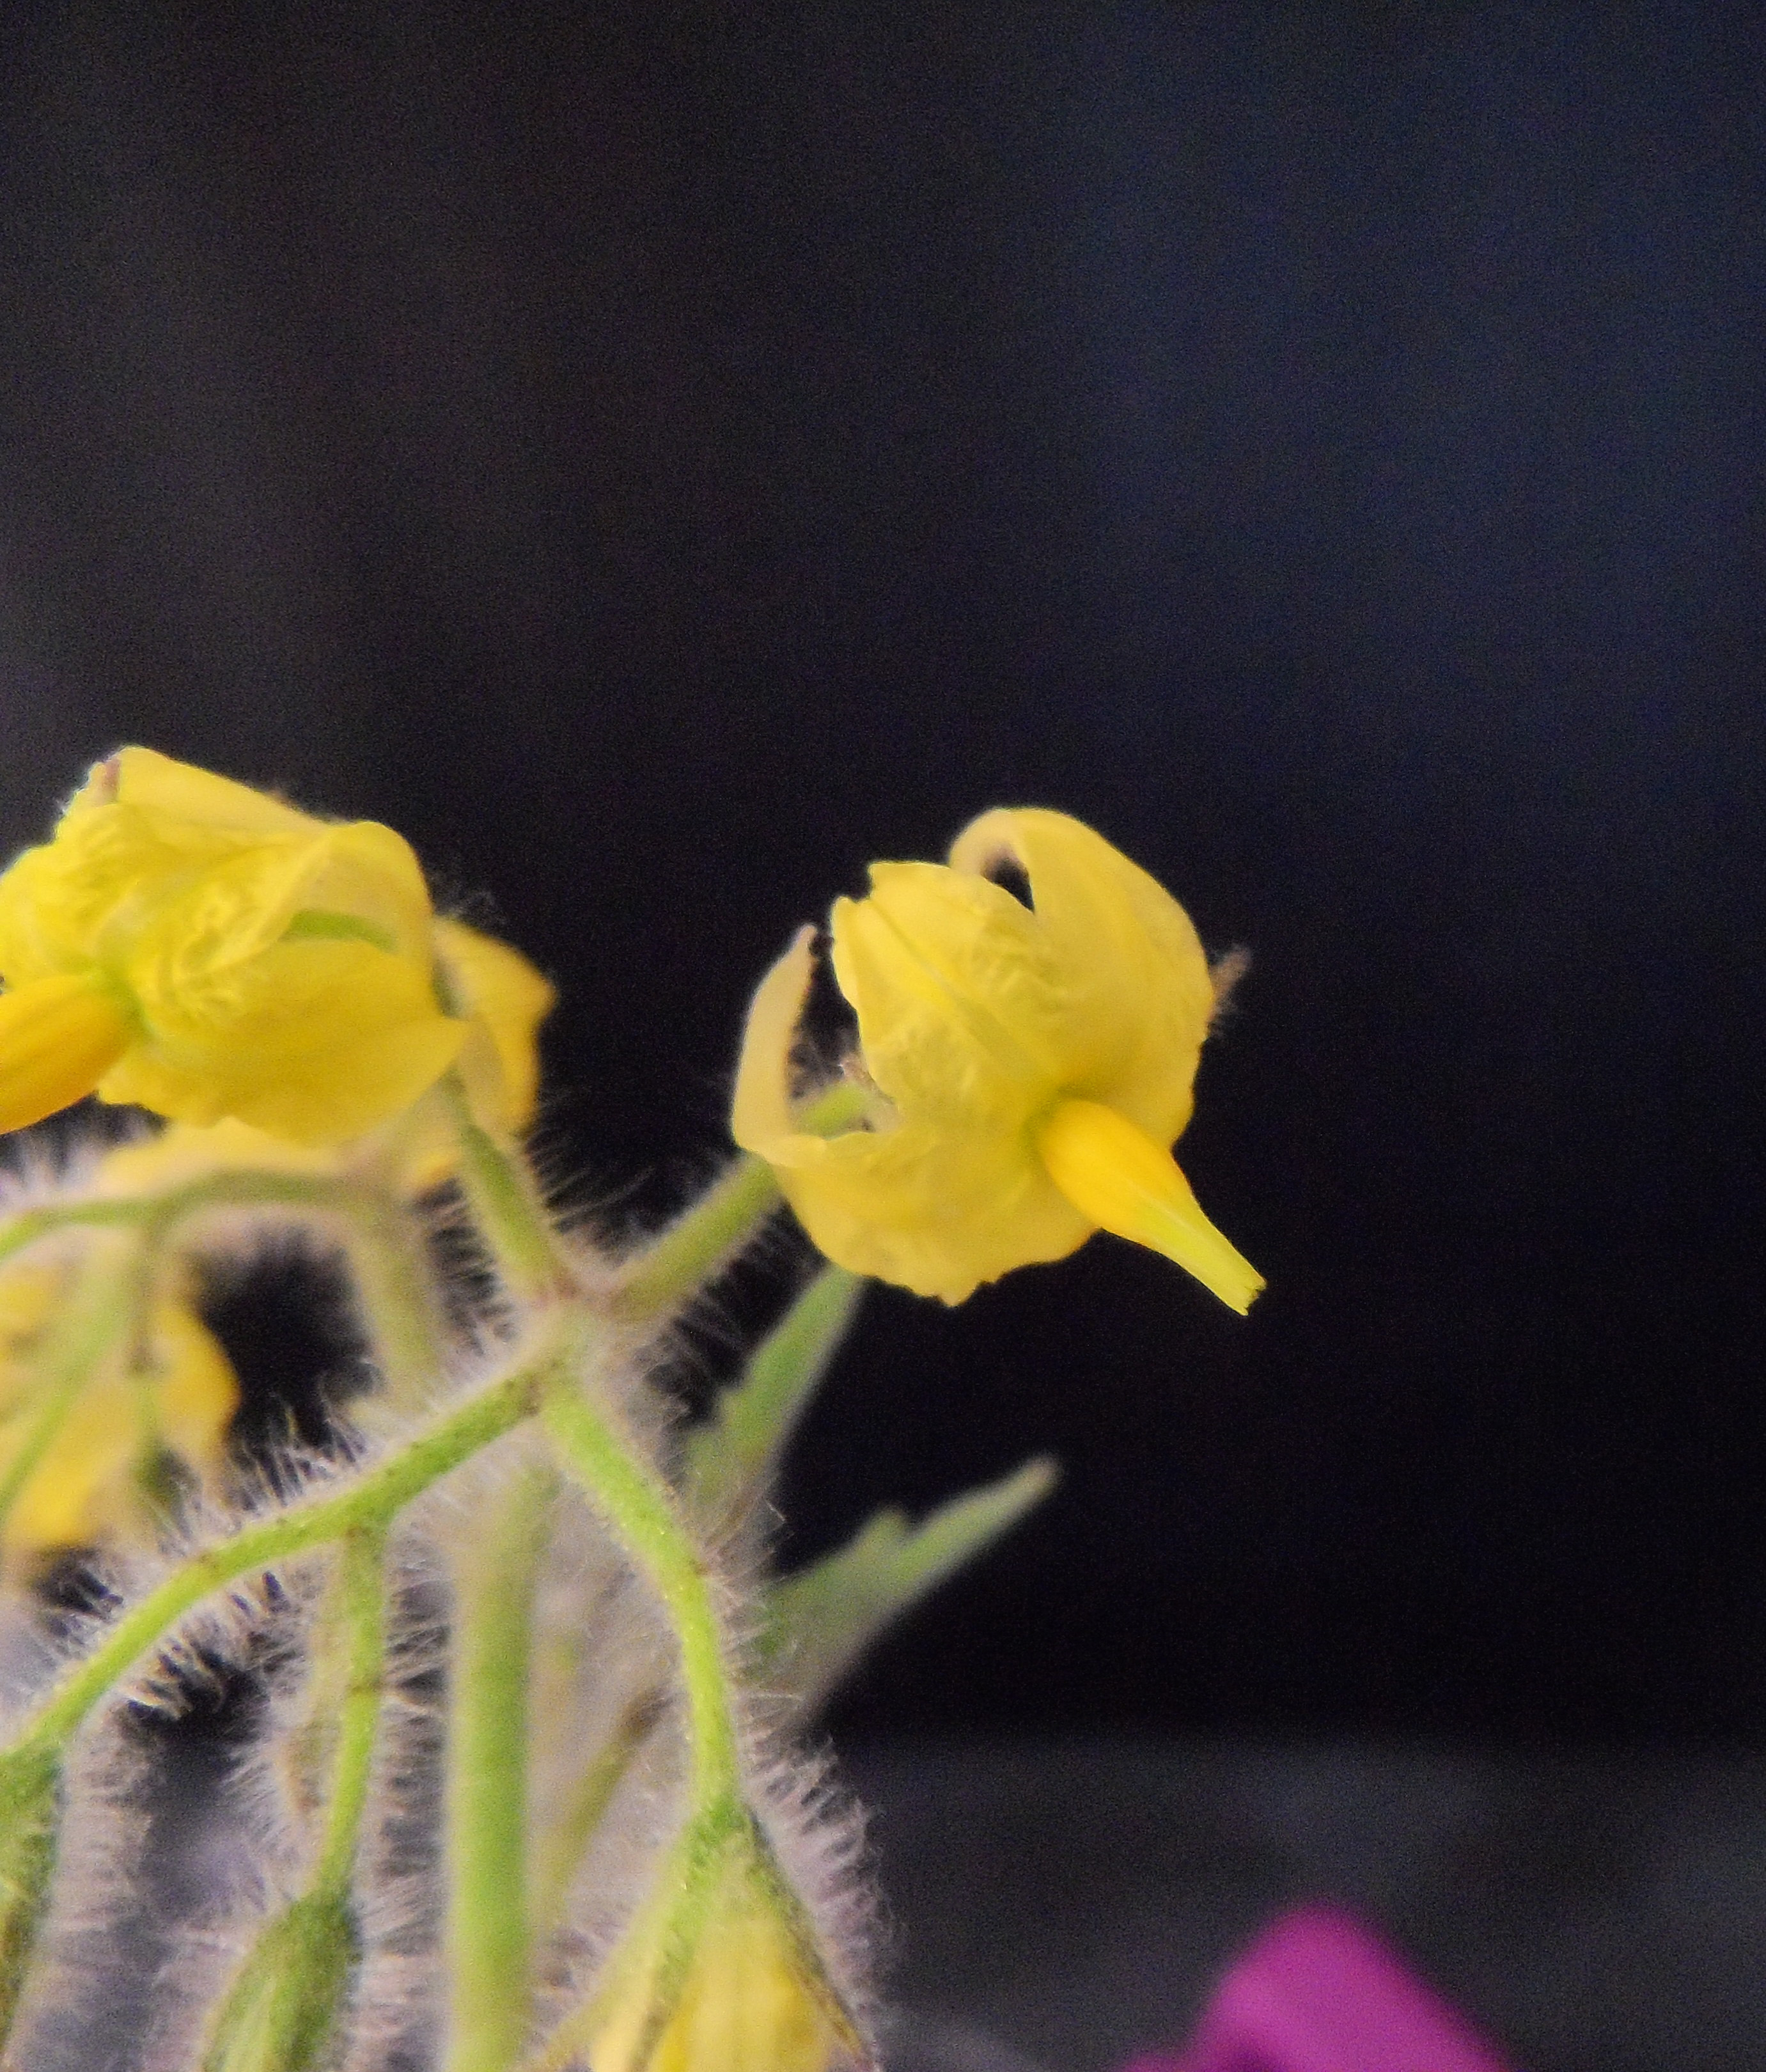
[200, 1890, 359, 2072]
[0, 1743, 61, 2053]
[684, 1268, 864, 1521]
[758, 1456, 1058, 1709]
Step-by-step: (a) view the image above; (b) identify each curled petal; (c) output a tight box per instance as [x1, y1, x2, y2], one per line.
[830, 866, 1062, 1128]
[1036, 1097, 1263, 1314]
[732, 927, 817, 1149]
[949, 808, 1217, 1143]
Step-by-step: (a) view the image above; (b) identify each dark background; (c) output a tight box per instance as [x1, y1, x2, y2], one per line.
[1, 3, 1762, 1741]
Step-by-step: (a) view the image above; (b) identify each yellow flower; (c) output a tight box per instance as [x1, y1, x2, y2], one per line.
[0, 748, 553, 1149]
[586, 1847, 860, 2072]
[733, 808, 1263, 1310]
[0, 1264, 238, 1560]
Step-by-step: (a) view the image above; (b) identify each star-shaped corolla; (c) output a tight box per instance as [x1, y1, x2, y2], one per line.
[0, 749, 553, 1150]
[733, 808, 1263, 1309]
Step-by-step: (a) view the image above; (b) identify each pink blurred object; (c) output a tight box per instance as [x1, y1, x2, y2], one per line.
[1120, 1904, 1516, 2072]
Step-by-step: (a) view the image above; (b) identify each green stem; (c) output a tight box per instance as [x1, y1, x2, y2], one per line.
[313, 1527, 388, 1900]
[4, 1330, 568, 1766]
[608, 1082, 869, 1327]
[440, 1076, 574, 1305]
[0, 1197, 148, 1268]
[530, 1684, 662, 1940]
[444, 1464, 556, 2072]
[539, 1374, 739, 1809]
[0, 1241, 143, 1540]
[607, 1159, 779, 1327]
[339, 1198, 448, 1401]
[1, 1170, 449, 1372]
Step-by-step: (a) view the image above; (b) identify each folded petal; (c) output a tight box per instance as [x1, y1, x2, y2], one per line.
[100, 938, 465, 1144]
[732, 927, 817, 1150]
[949, 809, 1217, 1143]
[831, 867, 1061, 1127]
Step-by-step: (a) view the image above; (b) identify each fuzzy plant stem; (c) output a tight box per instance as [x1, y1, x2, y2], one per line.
[608, 1081, 868, 1326]
[336, 1200, 449, 1404]
[440, 1076, 575, 1304]
[607, 1154, 781, 1326]
[0, 1331, 568, 1769]
[439, 1092, 756, 2018]
[540, 1374, 740, 1807]
[435, 1102, 744, 1809]
[442, 1463, 556, 2072]
[312, 1527, 389, 1899]
[190, 1532, 392, 2072]
[0, 1168, 449, 1401]
[531, 1687, 661, 1939]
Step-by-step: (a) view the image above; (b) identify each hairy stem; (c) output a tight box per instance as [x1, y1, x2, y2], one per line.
[607, 1158, 779, 1327]
[340, 1198, 449, 1402]
[540, 1374, 740, 1810]
[608, 1082, 868, 1327]
[531, 1684, 662, 1940]
[3, 1328, 572, 1766]
[444, 1463, 556, 2072]
[312, 1527, 389, 1900]
[441, 1076, 574, 1305]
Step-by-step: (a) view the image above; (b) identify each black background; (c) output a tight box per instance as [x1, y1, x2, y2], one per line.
[1, 3, 1762, 1739]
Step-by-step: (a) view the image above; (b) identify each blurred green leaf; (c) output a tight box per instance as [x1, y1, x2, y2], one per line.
[758, 1455, 1058, 1710]
[684, 1266, 863, 1520]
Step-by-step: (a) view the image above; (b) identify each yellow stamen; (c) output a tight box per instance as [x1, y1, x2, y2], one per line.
[0, 975, 132, 1133]
[1036, 1097, 1264, 1314]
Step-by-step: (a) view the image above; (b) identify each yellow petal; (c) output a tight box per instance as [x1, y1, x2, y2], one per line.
[589, 1848, 859, 2072]
[0, 1269, 61, 1418]
[98, 746, 324, 838]
[732, 927, 817, 1150]
[0, 1294, 239, 1557]
[435, 918, 556, 1134]
[0, 973, 132, 1132]
[830, 865, 1061, 1127]
[949, 809, 1217, 1144]
[100, 938, 465, 1144]
[732, 938, 1087, 1301]
[283, 820, 437, 965]
[2, 1368, 143, 1552]
[148, 1298, 240, 1484]
[773, 1118, 1091, 1303]
[1036, 1098, 1263, 1314]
